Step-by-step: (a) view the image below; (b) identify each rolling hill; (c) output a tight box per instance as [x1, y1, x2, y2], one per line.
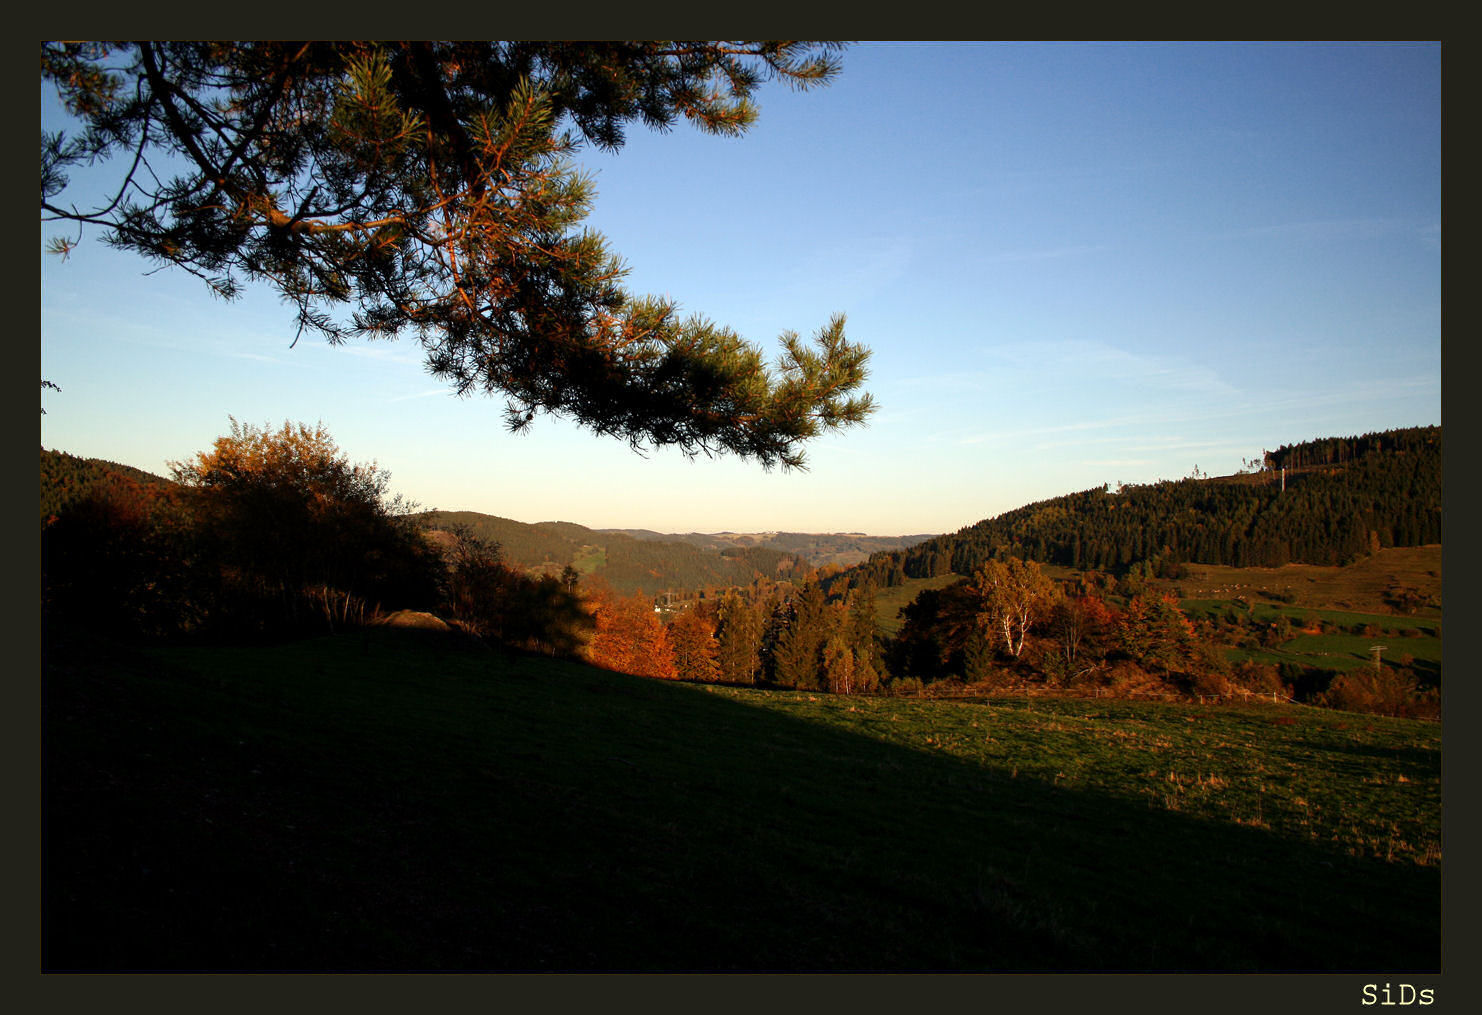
[838, 425, 1441, 590]
[416, 509, 813, 596]
[42, 621, 1440, 971]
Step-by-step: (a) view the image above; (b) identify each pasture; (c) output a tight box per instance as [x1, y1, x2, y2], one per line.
[42, 624, 1440, 972]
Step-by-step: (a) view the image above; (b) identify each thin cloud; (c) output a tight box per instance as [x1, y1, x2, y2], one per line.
[389, 388, 450, 403]
[980, 338, 1244, 400]
[991, 243, 1112, 263]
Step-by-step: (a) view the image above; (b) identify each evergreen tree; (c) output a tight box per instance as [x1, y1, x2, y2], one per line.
[887, 580, 978, 682]
[42, 42, 872, 469]
[716, 591, 765, 685]
[961, 629, 997, 686]
[843, 584, 884, 690]
[773, 581, 829, 690]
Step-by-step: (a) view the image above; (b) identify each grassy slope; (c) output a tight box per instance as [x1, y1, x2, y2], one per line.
[874, 546, 1442, 679]
[1172, 545, 1442, 616]
[871, 573, 964, 639]
[42, 625, 1439, 972]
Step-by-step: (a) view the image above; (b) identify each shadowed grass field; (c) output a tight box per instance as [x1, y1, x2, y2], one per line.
[42, 624, 1440, 972]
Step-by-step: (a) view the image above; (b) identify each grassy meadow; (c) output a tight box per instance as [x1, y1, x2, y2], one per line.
[42, 623, 1440, 972]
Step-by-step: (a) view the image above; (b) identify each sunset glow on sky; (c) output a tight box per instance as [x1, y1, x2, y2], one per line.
[41, 42, 1441, 535]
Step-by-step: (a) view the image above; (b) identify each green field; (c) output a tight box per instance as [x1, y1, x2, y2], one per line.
[1174, 545, 1442, 617]
[43, 625, 1440, 972]
[571, 544, 607, 574]
[870, 573, 964, 638]
[1179, 600, 1442, 677]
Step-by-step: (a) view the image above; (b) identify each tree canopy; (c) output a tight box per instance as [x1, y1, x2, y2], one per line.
[170, 417, 438, 620]
[41, 41, 873, 469]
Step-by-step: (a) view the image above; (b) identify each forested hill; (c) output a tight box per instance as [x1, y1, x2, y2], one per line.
[840, 426, 1441, 589]
[41, 448, 173, 522]
[37, 449, 853, 598]
[417, 510, 811, 597]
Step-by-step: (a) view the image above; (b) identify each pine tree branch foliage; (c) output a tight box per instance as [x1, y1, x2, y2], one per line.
[41, 41, 872, 469]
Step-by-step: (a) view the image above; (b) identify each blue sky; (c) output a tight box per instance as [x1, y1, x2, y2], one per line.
[40, 41, 1441, 536]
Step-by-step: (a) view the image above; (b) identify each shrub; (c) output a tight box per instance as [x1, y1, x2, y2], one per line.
[171, 419, 442, 638]
[1231, 660, 1288, 699]
[1190, 670, 1235, 699]
[888, 676, 925, 698]
[1321, 668, 1420, 717]
[1103, 660, 1168, 699]
[41, 476, 199, 638]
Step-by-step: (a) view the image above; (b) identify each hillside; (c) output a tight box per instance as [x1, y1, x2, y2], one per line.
[417, 509, 811, 597]
[43, 623, 1440, 972]
[841, 425, 1441, 589]
[40, 447, 174, 522]
[44, 424, 1440, 604]
[38, 449, 917, 599]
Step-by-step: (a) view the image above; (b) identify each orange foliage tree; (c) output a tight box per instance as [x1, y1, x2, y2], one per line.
[667, 607, 722, 683]
[971, 557, 1057, 658]
[170, 418, 439, 631]
[1116, 594, 1197, 678]
[583, 583, 678, 680]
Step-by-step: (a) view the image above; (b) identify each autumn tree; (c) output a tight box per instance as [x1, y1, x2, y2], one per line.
[171, 418, 438, 629]
[971, 557, 1057, 658]
[584, 584, 677, 680]
[439, 525, 590, 655]
[1050, 593, 1114, 670]
[1116, 594, 1197, 679]
[833, 584, 883, 693]
[822, 629, 856, 695]
[42, 42, 872, 469]
[667, 607, 722, 684]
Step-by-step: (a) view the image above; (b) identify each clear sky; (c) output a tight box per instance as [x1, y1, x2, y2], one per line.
[40, 41, 1441, 537]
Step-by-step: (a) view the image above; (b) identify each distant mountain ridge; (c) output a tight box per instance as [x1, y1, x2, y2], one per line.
[418, 512, 937, 597]
[46, 424, 1437, 603]
[597, 529, 937, 568]
[39, 447, 927, 599]
[417, 510, 812, 596]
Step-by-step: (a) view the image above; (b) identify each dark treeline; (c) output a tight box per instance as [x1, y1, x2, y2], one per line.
[419, 511, 588, 572]
[837, 426, 1441, 590]
[41, 427, 589, 651]
[1264, 426, 1439, 472]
